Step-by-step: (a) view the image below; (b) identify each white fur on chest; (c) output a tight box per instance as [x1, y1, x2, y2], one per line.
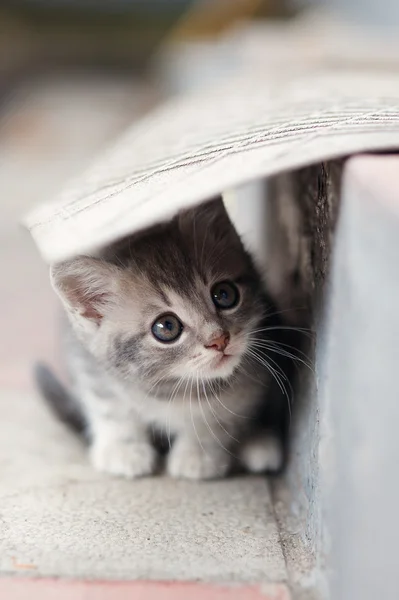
[122, 380, 254, 436]
[138, 393, 195, 431]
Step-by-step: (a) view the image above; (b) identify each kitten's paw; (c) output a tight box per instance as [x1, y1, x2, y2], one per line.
[90, 439, 157, 479]
[167, 438, 231, 480]
[240, 433, 283, 474]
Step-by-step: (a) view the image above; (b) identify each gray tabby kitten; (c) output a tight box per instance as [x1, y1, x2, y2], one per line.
[38, 198, 291, 480]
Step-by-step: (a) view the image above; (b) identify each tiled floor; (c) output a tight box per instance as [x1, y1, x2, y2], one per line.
[0, 75, 291, 599]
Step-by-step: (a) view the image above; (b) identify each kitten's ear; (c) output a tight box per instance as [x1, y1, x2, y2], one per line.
[51, 257, 121, 323]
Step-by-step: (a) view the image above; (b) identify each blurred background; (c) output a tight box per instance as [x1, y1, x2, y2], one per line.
[0, 0, 297, 388]
[0, 1, 292, 81]
[0, 0, 398, 384]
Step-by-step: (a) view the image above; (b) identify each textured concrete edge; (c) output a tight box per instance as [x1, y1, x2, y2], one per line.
[0, 579, 291, 600]
[321, 154, 399, 600]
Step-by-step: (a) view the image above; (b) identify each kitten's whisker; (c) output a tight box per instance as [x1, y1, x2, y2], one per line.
[146, 374, 169, 396]
[182, 377, 190, 405]
[255, 344, 312, 371]
[197, 373, 235, 458]
[209, 379, 250, 420]
[247, 349, 293, 422]
[181, 377, 191, 418]
[166, 376, 185, 449]
[250, 348, 291, 392]
[250, 340, 314, 373]
[245, 348, 292, 421]
[257, 350, 295, 412]
[249, 337, 312, 362]
[202, 378, 239, 443]
[190, 374, 206, 455]
[113, 254, 126, 269]
[261, 305, 309, 320]
[235, 360, 267, 388]
[249, 325, 314, 338]
[246, 347, 288, 382]
[139, 373, 170, 411]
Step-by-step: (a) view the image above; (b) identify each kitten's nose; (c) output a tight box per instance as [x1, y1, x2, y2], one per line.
[205, 332, 230, 353]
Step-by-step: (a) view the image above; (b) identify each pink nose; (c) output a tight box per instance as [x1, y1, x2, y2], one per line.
[205, 332, 230, 353]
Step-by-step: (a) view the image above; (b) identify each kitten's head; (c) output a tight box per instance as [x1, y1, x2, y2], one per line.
[51, 198, 267, 388]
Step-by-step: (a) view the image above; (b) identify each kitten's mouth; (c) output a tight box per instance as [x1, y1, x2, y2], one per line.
[213, 352, 236, 371]
[205, 347, 243, 378]
[216, 354, 232, 366]
[202, 351, 240, 379]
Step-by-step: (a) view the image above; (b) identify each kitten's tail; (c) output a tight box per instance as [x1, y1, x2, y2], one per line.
[34, 363, 86, 436]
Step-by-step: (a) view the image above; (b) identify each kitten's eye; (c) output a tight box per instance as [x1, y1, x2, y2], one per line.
[211, 281, 239, 310]
[151, 314, 183, 343]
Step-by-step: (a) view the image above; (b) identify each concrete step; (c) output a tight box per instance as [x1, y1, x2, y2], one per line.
[0, 389, 288, 591]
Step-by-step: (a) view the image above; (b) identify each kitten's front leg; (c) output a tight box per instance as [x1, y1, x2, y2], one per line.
[239, 431, 283, 474]
[88, 407, 157, 479]
[167, 433, 232, 480]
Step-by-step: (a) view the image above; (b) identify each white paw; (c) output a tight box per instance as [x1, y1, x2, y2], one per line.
[90, 439, 157, 479]
[167, 438, 231, 480]
[240, 433, 283, 474]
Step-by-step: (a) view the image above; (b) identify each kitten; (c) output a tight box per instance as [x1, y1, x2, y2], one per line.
[37, 198, 294, 480]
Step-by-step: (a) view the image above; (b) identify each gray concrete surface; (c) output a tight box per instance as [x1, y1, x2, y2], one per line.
[0, 388, 288, 583]
[320, 155, 399, 599]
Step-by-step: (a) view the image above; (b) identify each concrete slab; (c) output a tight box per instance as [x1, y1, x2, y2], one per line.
[0, 389, 288, 585]
[322, 155, 399, 600]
